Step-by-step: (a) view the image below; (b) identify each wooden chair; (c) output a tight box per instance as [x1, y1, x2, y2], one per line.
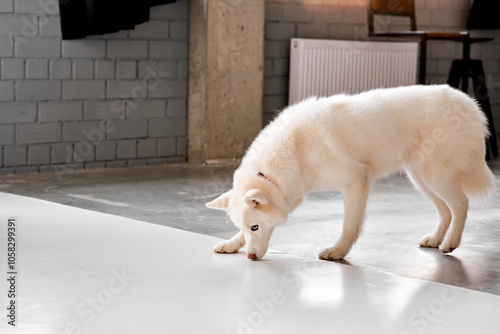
[367, 0, 498, 159]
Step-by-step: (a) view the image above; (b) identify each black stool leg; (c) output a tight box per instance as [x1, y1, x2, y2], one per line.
[471, 60, 499, 158]
[486, 141, 492, 161]
[418, 36, 427, 85]
[448, 60, 463, 89]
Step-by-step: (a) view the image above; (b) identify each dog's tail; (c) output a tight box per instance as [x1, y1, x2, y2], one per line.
[461, 162, 496, 206]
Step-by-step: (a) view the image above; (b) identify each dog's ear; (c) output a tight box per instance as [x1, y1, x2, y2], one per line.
[243, 189, 269, 209]
[206, 191, 231, 211]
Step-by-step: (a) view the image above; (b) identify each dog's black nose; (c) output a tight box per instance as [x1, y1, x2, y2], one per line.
[247, 253, 257, 260]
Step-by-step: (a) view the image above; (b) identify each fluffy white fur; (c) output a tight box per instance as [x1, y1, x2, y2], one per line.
[206, 85, 496, 261]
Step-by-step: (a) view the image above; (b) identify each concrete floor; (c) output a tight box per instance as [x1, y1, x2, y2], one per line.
[3, 192, 499, 333]
[1, 160, 500, 296]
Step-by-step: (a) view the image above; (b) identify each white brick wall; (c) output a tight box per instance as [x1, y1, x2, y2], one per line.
[107, 41, 148, 59]
[38, 101, 82, 122]
[28, 145, 51, 165]
[263, 0, 500, 128]
[62, 40, 106, 58]
[83, 101, 126, 120]
[4, 146, 26, 167]
[16, 122, 61, 144]
[26, 59, 49, 79]
[0, 0, 189, 174]
[62, 81, 105, 100]
[16, 80, 61, 100]
[5, 0, 497, 174]
[1, 58, 24, 79]
[0, 36, 13, 57]
[94, 60, 115, 79]
[0, 0, 13, 12]
[0, 103, 36, 123]
[16, 38, 61, 58]
[0, 125, 14, 145]
[0, 81, 14, 101]
[72, 59, 94, 79]
[49, 59, 71, 79]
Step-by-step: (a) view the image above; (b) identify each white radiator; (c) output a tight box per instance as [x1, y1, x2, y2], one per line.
[289, 38, 418, 104]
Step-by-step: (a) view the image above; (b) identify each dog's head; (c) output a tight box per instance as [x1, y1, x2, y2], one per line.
[206, 181, 288, 260]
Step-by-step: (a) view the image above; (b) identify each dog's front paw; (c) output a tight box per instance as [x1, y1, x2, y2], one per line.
[318, 247, 347, 261]
[439, 238, 460, 253]
[419, 234, 441, 248]
[213, 240, 240, 254]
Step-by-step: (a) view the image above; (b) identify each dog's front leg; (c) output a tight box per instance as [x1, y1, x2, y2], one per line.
[319, 177, 370, 260]
[213, 231, 246, 254]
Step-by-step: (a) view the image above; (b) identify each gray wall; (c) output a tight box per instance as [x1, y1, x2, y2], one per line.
[264, 0, 500, 126]
[0, 0, 188, 174]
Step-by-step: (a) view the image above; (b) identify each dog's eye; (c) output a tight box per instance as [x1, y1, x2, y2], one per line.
[251, 225, 259, 231]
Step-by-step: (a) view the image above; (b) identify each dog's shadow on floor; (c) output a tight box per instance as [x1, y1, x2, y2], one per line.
[321, 258, 354, 266]
[416, 247, 470, 286]
[320, 248, 470, 288]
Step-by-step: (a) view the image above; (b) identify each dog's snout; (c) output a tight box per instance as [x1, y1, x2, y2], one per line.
[247, 253, 257, 260]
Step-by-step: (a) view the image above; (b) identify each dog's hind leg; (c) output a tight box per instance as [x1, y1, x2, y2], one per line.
[433, 184, 469, 253]
[415, 170, 469, 253]
[319, 176, 370, 260]
[407, 170, 452, 248]
[213, 231, 246, 254]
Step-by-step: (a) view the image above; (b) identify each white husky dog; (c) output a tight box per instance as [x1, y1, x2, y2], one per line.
[206, 85, 495, 260]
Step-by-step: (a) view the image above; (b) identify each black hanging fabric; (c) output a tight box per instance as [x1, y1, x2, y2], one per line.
[59, 0, 176, 40]
[467, 0, 500, 30]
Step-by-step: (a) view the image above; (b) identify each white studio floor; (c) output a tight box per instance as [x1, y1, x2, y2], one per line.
[0, 191, 500, 334]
